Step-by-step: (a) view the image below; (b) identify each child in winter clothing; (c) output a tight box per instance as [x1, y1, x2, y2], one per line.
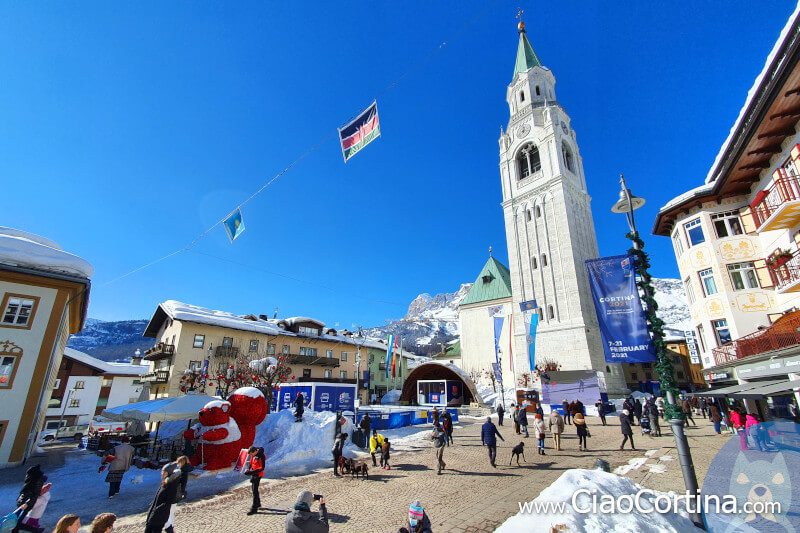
[574, 413, 589, 451]
[22, 479, 51, 531]
[381, 439, 391, 469]
[533, 414, 546, 455]
[640, 414, 652, 438]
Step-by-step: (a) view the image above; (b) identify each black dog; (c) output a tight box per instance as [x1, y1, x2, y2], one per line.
[509, 442, 525, 466]
[351, 462, 369, 479]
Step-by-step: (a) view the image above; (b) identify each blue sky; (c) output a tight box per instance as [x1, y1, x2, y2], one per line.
[2, 1, 796, 328]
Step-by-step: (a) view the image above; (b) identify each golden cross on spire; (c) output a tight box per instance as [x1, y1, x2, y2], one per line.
[489, 246, 493, 257]
[516, 7, 526, 33]
[516, 7, 524, 21]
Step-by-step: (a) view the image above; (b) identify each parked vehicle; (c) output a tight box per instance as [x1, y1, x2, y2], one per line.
[39, 422, 89, 442]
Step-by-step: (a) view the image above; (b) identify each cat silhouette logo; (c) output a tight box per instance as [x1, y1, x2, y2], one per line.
[702, 420, 798, 532]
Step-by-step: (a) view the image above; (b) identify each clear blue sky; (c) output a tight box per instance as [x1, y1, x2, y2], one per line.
[2, 1, 796, 327]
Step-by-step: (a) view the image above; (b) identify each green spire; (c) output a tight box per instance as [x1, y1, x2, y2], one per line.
[460, 255, 513, 306]
[513, 27, 542, 78]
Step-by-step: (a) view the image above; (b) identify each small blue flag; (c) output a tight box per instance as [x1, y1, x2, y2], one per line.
[520, 299, 537, 312]
[223, 209, 246, 242]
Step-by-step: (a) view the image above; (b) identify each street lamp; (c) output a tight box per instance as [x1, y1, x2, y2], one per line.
[611, 174, 702, 527]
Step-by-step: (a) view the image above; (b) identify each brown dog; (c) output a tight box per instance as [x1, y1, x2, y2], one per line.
[338, 456, 355, 475]
[351, 462, 369, 479]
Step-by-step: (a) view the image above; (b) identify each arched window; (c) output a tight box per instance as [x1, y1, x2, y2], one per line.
[541, 253, 548, 267]
[535, 85, 541, 96]
[535, 205, 542, 218]
[562, 142, 574, 173]
[532, 257, 538, 270]
[517, 143, 541, 179]
[520, 91, 525, 102]
[538, 307, 544, 320]
[525, 210, 531, 222]
[548, 305, 555, 320]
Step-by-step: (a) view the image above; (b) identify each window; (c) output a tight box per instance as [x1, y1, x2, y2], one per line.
[683, 219, 705, 247]
[677, 371, 685, 379]
[282, 345, 290, 354]
[222, 337, 233, 348]
[728, 262, 759, 290]
[249, 340, 259, 352]
[267, 343, 276, 355]
[299, 347, 317, 357]
[326, 350, 333, 358]
[69, 398, 80, 408]
[684, 277, 696, 304]
[302, 369, 311, 378]
[96, 397, 108, 408]
[699, 269, 718, 296]
[562, 142, 574, 173]
[193, 334, 205, 348]
[696, 325, 707, 353]
[712, 319, 732, 346]
[340, 371, 347, 379]
[671, 229, 685, 257]
[370, 372, 375, 381]
[519, 91, 525, 102]
[74, 381, 85, 390]
[189, 360, 201, 371]
[541, 253, 548, 267]
[536, 205, 542, 218]
[341, 352, 347, 361]
[535, 85, 540, 96]
[642, 363, 652, 369]
[53, 378, 61, 390]
[632, 373, 638, 381]
[525, 210, 531, 222]
[537, 308, 544, 320]
[102, 378, 113, 388]
[516, 143, 542, 179]
[712, 211, 743, 238]
[1, 295, 38, 328]
[645, 372, 652, 380]
[324, 370, 333, 378]
[548, 305, 555, 320]
[532, 257, 538, 270]
[299, 326, 320, 337]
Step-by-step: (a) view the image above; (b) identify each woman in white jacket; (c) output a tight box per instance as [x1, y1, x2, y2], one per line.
[22, 479, 52, 531]
[533, 414, 547, 455]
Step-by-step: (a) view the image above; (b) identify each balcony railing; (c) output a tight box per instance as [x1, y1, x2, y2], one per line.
[141, 370, 170, 384]
[285, 354, 339, 367]
[751, 170, 800, 231]
[144, 343, 175, 360]
[214, 346, 240, 358]
[712, 312, 800, 366]
[769, 250, 800, 293]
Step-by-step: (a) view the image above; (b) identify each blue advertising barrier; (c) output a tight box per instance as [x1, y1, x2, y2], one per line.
[356, 408, 458, 430]
[272, 383, 356, 415]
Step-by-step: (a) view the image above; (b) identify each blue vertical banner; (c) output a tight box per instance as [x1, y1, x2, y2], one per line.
[585, 255, 657, 363]
[525, 313, 538, 371]
[492, 316, 505, 364]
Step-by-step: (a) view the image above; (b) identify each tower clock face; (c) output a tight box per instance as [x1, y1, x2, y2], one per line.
[515, 123, 531, 138]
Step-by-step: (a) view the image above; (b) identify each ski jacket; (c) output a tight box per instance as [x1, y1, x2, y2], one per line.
[481, 421, 503, 446]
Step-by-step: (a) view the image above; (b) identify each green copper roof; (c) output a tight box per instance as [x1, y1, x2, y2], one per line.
[460, 257, 513, 306]
[513, 32, 542, 78]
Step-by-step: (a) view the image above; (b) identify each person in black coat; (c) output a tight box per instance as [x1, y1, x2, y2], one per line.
[595, 400, 607, 426]
[562, 400, 571, 425]
[647, 401, 661, 436]
[620, 410, 636, 450]
[480, 417, 504, 467]
[294, 393, 305, 421]
[441, 411, 453, 446]
[11, 465, 44, 533]
[623, 397, 635, 425]
[496, 403, 505, 426]
[144, 464, 181, 533]
[633, 399, 643, 425]
[332, 433, 348, 476]
[359, 413, 372, 439]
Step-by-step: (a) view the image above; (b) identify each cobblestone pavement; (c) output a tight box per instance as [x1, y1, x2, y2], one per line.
[114, 414, 725, 532]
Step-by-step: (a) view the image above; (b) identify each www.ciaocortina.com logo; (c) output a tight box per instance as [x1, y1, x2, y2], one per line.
[702, 420, 800, 532]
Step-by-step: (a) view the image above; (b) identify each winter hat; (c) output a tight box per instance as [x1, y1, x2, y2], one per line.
[295, 490, 313, 511]
[574, 413, 585, 425]
[409, 500, 424, 525]
[622, 409, 630, 416]
[534, 414, 542, 419]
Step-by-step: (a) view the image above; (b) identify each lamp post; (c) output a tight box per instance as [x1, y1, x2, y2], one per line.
[611, 174, 703, 527]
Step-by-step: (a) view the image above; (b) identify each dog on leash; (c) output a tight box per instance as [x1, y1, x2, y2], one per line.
[338, 456, 355, 475]
[351, 462, 369, 479]
[509, 442, 525, 466]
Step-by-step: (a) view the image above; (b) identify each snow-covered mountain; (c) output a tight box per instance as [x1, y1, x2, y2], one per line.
[67, 318, 152, 362]
[651, 278, 693, 337]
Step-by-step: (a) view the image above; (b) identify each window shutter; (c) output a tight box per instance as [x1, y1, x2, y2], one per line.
[753, 258, 775, 289]
[739, 206, 757, 234]
[791, 144, 800, 170]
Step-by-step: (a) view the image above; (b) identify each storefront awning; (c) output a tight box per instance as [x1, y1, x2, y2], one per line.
[729, 379, 800, 399]
[694, 379, 785, 397]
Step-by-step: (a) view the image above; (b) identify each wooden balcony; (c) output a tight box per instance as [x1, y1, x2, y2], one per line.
[285, 354, 339, 367]
[712, 312, 800, 366]
[769, 251, 800, 293]
[751, 171, 800, 232]
[141, 370, 170, 384]
[214, 346, 240, 358]
[144, 343, 175, 361]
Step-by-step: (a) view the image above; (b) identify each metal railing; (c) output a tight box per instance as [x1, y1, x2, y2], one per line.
[141, 370, 170, 384]
[712, 313, 800, 365]
[769, 250, 800, 291]
[751, 170, 800, 229]
[144, 343, 175, 360]
[285, 354, 339, 367]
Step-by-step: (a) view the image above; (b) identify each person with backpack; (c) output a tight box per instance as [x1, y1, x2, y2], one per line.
[431, 423, 447, 474]
[480, 416, 504, 467]
[244, 448, 265, 515]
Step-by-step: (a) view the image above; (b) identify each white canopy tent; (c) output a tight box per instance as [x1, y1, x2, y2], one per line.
[101, 394, 218, 423]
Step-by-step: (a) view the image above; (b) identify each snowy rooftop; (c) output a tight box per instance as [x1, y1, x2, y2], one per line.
[659, 182, 715, 213]
[0, 227, 93, 278]
[64, 347, 148, 376]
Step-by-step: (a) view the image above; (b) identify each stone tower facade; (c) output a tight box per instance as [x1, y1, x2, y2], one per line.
[499, 23, 627, 395]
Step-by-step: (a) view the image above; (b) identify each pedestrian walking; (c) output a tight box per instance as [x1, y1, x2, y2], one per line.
[20, 478, 51, 532]
[562, 400, 571, 425]
[161, 457, 189, 529]
[700, 398, 709, 419]
[369, 429, 385, 467]
[655, 396, 665, 420]
[102, 436, 134, 499]
[512, 404, 521, 434]
[481, 417, 504, 468]
[622, 397, 635, 425]
[731, 408, 747, 450]
[572, 399, 585, 416]
[89, 513, 116, 533]
[285, 490, 329, 533]
[533, 414, 546, 455]
[620, 410, 635, 450]
[331, 433, 348, 476]
[496, 403, 505, 426]
[535, 402, 544, 417]
[442, 410, 454, 446]
[144, 462, 181, 533]
[548, 409, 564, 451]
[710, 402, 723, 435]
[53, 515, 80, 533]
[11, 464, 45, 533]
[633, 399, 643, 425]
[381, 439, 391, 470]
[647, 400, 661, 436]
[244, 448, 265, 515]
[681, 397, 696, 427]
[595, 399, 607, 425]
[574, 413, 589, 451]
[400, 499, 432, 533]
[431, 423, 447, 475]
[431, 408, 440, 428]
[518, 404, 529, 438]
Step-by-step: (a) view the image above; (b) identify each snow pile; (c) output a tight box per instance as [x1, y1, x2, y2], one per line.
[248, 358, 277, 373]
[0, 227, 93, 278]
[253, 410, 356, 476]
[381, 389, 402, 405]
[495, 469, 700, 533]
[477, 382, 516, 409]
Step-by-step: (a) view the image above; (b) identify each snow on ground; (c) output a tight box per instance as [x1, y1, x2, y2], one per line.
[380, 389, 402, 405]
[613, 457, 649, 476]
[494, 469, 700, 533]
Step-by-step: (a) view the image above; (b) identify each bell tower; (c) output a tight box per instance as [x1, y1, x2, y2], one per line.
[498, 13, 627, 395]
